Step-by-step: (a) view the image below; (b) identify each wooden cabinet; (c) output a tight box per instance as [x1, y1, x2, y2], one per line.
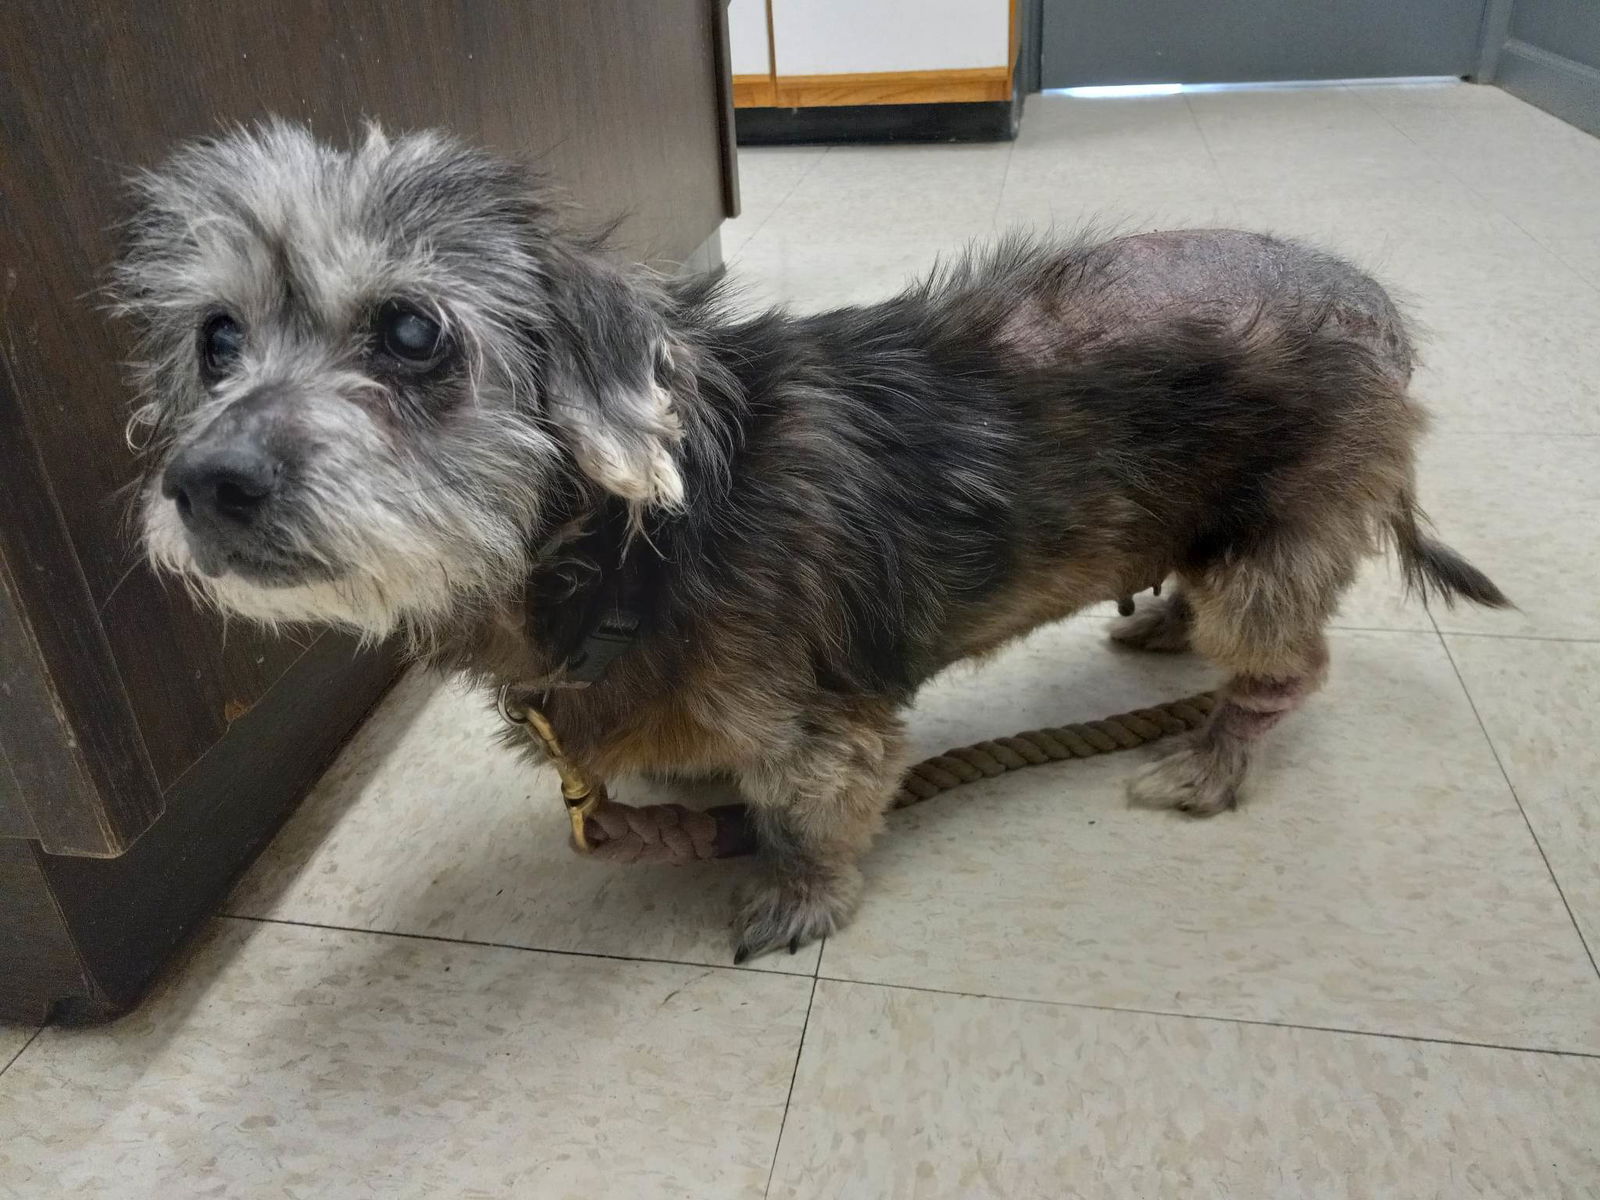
[0, 0, 735, 1024]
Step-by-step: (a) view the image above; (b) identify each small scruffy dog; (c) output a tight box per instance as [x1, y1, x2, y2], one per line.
[116, 122, 1506, 961]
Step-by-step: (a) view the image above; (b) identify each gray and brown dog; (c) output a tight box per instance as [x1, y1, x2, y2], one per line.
[115, 122, 1506, 962]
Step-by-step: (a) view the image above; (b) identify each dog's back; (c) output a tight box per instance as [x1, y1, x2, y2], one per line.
[942, 228, 1499, 602]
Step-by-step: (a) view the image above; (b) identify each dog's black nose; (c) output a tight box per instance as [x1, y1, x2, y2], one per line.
[163, 443, 281, 527]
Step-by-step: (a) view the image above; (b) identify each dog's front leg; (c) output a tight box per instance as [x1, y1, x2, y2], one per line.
[731, 710, 905, 963]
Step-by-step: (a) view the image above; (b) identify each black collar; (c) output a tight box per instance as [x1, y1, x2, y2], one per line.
[525, 498, 648, 688]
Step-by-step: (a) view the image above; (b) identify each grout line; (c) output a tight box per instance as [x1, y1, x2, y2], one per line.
[1430, 429, 1600, 440]
[1428, 430, 1600, 438]
[1425, 590, 1445, 641]
[1324, 621, 1436, 635]
[217, 912, 816, 980]
[1180, 91, 1240, 208]
[1430, 628, 1600, 645]
[220, 913, 1600, 1063]
[815, 973, 1600, 1061]
[725, 145, 831, 259]
[0, 1027, 45, 1079]
[1430, 629, 1600, 981]
[762, 973, 820, 1200]
[989, 119, 1019, 227]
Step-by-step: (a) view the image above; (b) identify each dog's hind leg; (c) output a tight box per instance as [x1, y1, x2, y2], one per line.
[1127, 538, 1343, 815]
[1110, 584, 1193, 652]
[731, 707, 905, 963]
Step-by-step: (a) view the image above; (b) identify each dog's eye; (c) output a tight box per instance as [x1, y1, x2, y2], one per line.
[199, 313, 245, 380]
[377, 301, 447, 368]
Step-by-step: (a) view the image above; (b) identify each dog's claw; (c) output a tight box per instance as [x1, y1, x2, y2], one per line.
[731, 935, 802, 966]
[731, 866, 861, 966]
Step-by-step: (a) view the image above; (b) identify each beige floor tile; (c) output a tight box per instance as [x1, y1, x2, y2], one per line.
[821, 625, 1600, 1050]
[1195, 82, 1405, 133]
[227, 670, 821, 975]
[1418, 433, 1600, 639]
[1209, 135, 1445, 198]
[1465, 162, 1600, 253]
[724, 143, 1007, 313]
[723, 143, 1006, 311]
[1354, 79, 1598, 163]
[722, 145, 829, 255]
[1446, 635, 1600, 957]
[1403, 266, 1600, 436]
[730, 225, 988, 312]
[0, 919, 808, 1200]
[768, 979, 1600, 1200]
[1011, 94, 1218, 177]
[771, 142, 1010, 236]
[1190, 89, 1442, 194]
[1356, 85, 1600, 263]
[1352, 78, 1542, 126]
[994, 173, 1240, 237]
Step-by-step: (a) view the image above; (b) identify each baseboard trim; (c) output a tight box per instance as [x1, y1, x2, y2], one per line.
[736, 99, 1018, 145]
[732, 67, 1012, 110]
[732, 74, 777, 107]
[777, 67, 1010, 107]
[1495, 39, 1600, 137]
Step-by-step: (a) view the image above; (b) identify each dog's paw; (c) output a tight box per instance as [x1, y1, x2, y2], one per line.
[731, 865, 862, 964]
[1109, 596, 1191, 653]
[1127, 742, 1241, 816]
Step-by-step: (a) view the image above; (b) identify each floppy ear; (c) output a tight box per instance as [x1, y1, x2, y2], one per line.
[537, 242, 685, 510]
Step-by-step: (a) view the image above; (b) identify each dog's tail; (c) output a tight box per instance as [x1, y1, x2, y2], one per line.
[1388, 491, 1510, 609]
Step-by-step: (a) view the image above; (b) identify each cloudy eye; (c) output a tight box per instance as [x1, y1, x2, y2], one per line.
[377, 301, 447, 369]
[199, 313, 245, 381]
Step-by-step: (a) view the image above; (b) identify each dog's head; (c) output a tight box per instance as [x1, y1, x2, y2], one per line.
[115, 120, 684, 640]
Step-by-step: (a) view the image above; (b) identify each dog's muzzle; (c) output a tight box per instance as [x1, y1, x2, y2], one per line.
[161, 384, 316, 583]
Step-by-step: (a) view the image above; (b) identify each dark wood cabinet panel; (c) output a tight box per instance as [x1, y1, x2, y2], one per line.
[1, 0, 732, 1021]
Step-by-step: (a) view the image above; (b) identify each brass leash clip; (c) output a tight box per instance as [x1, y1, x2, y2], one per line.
[497, 684, 603, 853]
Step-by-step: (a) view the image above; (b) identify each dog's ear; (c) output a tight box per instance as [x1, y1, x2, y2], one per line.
[537, 243, 684, 510]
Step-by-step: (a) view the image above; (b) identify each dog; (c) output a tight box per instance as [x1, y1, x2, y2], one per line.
[114, 121, 1507, 962]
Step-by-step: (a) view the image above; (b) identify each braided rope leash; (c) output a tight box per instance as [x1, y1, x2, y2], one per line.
[500, 688, 1218, 865]
[892, 692, 1216, 807]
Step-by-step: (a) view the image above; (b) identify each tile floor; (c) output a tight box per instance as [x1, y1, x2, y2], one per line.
[3, 83, 1599, 1199]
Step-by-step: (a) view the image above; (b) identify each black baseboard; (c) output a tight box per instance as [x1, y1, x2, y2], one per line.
[1495, 40, 1600, 139]
[737, 99, 1020, 146]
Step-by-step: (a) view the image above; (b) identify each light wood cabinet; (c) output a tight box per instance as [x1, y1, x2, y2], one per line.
[732, 0, 1018, 109]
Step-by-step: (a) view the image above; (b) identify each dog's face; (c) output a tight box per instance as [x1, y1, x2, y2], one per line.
[116, 121, 683, 639]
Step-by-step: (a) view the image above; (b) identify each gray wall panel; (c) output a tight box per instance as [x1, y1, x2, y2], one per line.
[1041, 0, 1485, 89]
[1486, 0, 1600, 136]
